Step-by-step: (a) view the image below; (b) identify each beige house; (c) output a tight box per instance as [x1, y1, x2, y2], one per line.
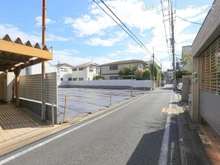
[72, 62, 100, 81]
[100, 59, 147, 80]
[191, 0, 220, 136]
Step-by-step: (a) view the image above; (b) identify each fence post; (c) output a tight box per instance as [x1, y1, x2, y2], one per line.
[52, 102, 54, 127]
[63, 96, 67, 123]
[130, 88, 133, 97]
[110, 90, 112, 106]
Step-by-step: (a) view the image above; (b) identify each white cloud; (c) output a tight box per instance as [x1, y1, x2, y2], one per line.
[0, 24, 41, 43]
[0, 24, 75, 44]
[51, 49, 112, 66]
[85, 37, 118, 46]
[47, 34, 75, 42]
[85, 31, 126, 46]
[35, 16, 56, 26]
[64, 0, 161, 37]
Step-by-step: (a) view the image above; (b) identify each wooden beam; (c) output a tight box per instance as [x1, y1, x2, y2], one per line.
[14, 68, 21, 107]
[0, 40, 52, 60]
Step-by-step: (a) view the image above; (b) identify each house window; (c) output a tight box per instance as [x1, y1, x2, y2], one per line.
[79, 68, 83, 71]
[60, 78, 63, 81]
[68, 78, 72, 81]
[89, 66, 94, 72]
[79, 78, 83, 81]
[72, 68, 77, 71]
[110, 65, 118, 70]
[73, 78, 77, 81]
[60, 68, 68, 72]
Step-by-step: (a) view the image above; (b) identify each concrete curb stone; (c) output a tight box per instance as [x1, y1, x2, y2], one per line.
[175, 93, 210, 165]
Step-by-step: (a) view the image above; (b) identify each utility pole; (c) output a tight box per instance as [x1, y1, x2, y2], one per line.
[41, 0, 46, 120]
[171, 4, 176, 90]
[152, 47, 155, 90]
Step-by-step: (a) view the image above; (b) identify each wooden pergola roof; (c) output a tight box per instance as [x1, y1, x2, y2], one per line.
[0, 34, 52, 72]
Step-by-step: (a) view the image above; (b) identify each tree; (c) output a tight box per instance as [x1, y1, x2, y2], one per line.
[150, 63, 160, 80]
[118, 65, 136, 79]
[142, 68, 151, 80]
[176, 70, 192, 79]
[93, 75, 103, 80]
[134, 69, 143, 80]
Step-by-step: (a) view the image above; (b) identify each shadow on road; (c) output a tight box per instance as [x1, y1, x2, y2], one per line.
[127, 115, 181, 165]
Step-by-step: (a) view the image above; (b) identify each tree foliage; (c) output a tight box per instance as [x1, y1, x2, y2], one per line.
[118, 63, 163, 81]
[176, 70, 192, 78]
[142, 69, 151, 80]
[150, 63, 160, 80]
[134, 69, 143, 80]
[118, 65, 136, 79]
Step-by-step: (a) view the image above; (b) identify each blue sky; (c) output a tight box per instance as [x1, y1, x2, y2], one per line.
[0, 0, 214, 71]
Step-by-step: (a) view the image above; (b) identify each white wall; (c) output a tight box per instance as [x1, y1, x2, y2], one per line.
[72, 66, 99, 81]
[0, 73, 4, 100]
[86, 67, 98, 80]
[4, 72, 15, 102]
[20, 61, 57, 76]
[58, 66, 72, 81]
[58, 80, 152, 88]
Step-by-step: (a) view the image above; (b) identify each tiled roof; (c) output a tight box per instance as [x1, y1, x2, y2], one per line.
[56, 63, 73, 68]
[72, 62, 99, 69]
[100, 59, 147, 66]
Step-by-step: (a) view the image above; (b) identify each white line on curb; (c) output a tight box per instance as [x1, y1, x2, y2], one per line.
[158, 91, 173, 165]
[0, 94, 148, 165]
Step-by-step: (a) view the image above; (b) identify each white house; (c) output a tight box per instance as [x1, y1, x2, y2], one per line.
[72, 62, 100, 81]
[166, 69, 173, 83]
[20, 61, 57, 76]
[56, 63, 73, 81]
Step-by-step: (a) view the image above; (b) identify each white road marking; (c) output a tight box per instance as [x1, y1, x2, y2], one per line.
[0, 94, 148, 165]
[158, 91, 173, 165]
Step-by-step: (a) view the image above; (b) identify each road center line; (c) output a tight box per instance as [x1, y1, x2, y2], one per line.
[158, 91, 173, 165]
[0, 93, 148, 165]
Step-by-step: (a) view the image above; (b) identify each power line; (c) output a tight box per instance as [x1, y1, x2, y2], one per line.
[160, 0, 171, 63]
[92, 1, 144, 52]
[100, 0, 152, 55]
[176, 16, 202, 25]
[93, 0, 152, 56]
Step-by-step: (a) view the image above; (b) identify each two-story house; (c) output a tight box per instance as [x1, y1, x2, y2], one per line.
[56, 63, 73, 81]
[72, 62, 100, 81]
[100, 59, 147, 80]
[165, 69, 173, 83]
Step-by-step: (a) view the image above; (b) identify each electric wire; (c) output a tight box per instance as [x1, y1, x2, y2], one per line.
[176, 16, 202, 25]
[93, 0, 149, 54]
[93, 0, 152, 56]
[100, 0, 152, 55]
[160, 0, 172, 64]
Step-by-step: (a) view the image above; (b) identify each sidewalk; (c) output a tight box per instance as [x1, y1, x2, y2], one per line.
[175, 92, 220, 165]
[0, 100, 121, 156]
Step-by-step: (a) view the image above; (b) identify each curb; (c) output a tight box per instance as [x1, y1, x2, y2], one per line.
[176, 93, 210, 165]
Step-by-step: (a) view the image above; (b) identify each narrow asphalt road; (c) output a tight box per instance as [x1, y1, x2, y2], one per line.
[0, 84, 180, 165]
